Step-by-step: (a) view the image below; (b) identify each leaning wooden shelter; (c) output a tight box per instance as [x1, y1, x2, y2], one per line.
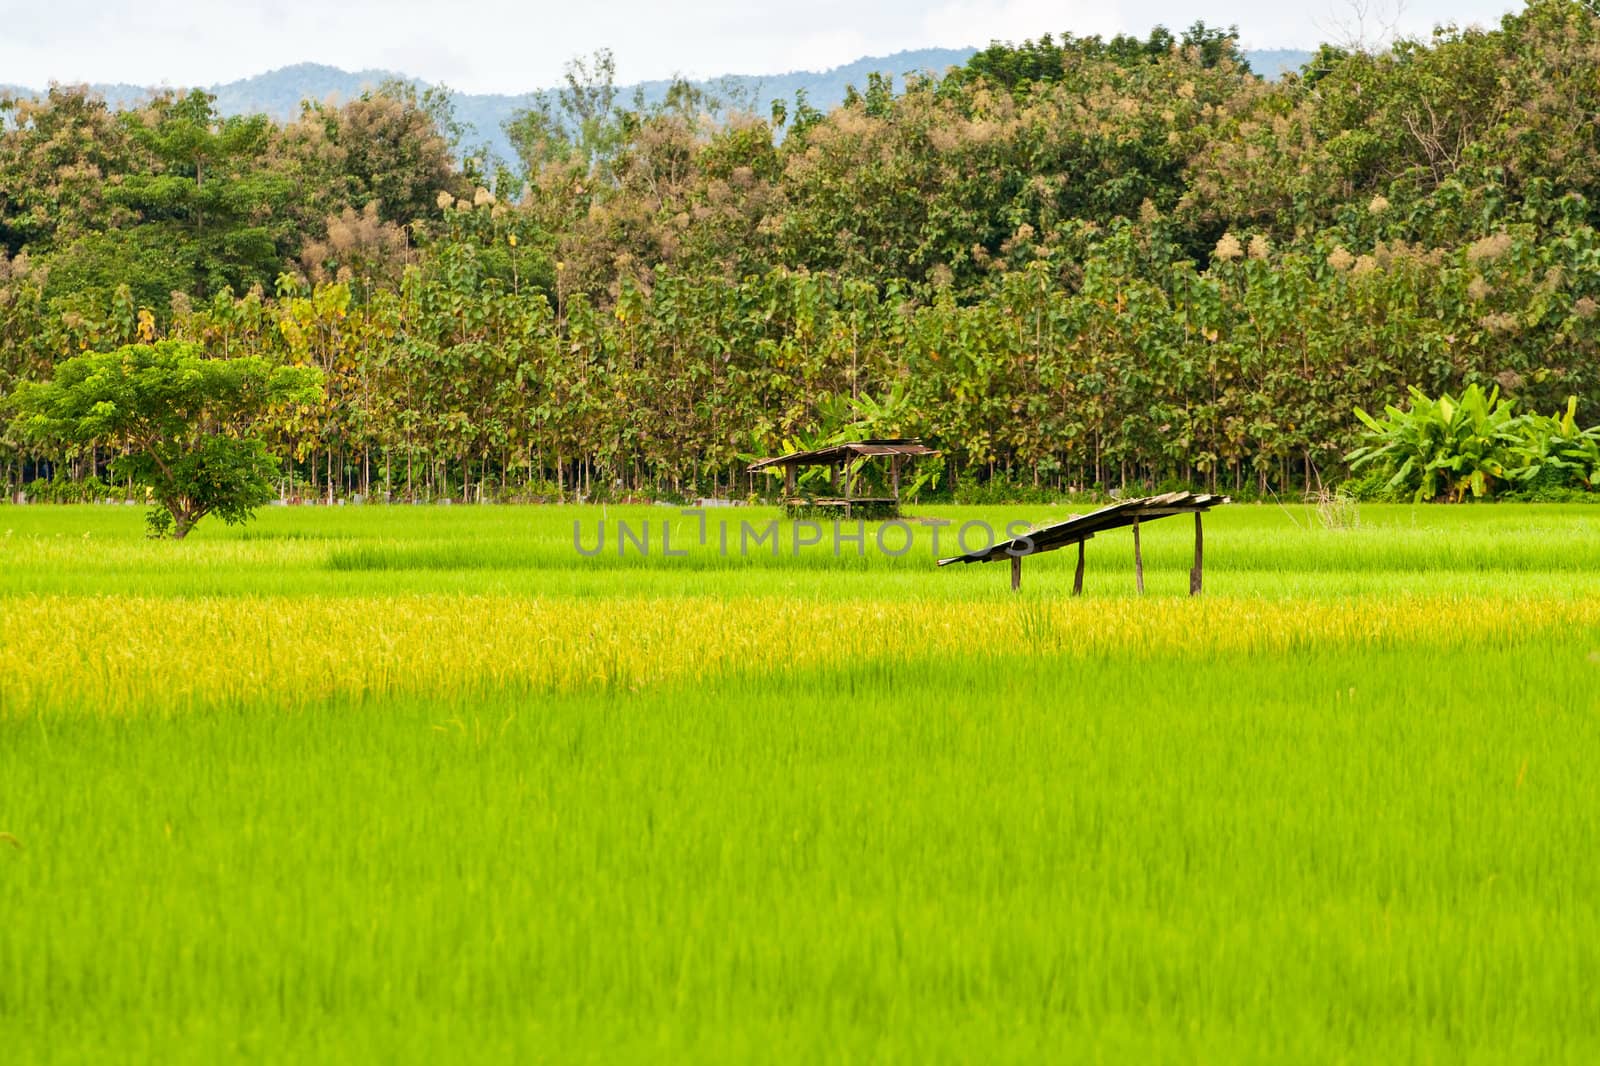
[938, 491, 1229, 594]
[748, 439, 940, 518]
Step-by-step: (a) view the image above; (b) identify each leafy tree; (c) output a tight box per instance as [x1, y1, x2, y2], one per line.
[559, 49, 625, 168]
[504, 92, 576, 175]
[109, 90, 291, 297]
[505, 48, 628, 182]
[1180, 22, 1249, 71]
[293, 85, 461, 227]
[10, 342, 323, 537]
[42, 228, 196, 312]
[952, 23, 1244, 95]
[0, 86, 142, 256]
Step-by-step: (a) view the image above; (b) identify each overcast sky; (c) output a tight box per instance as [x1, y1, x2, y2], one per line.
[1, 0, 1525, 93]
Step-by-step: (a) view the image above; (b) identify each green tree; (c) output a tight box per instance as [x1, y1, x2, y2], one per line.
[0, 86, 143, 256]
[107, 90, 291, 297]
[10, 342, 324, 537]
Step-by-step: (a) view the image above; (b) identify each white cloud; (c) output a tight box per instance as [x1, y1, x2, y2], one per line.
[919, 0, 1126, 49]
[780, 28, 875, 74]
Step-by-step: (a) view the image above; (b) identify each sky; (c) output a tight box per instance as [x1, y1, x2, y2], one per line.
[0, 0, 1526, 93]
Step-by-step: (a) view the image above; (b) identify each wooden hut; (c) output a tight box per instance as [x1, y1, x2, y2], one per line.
[747, 439, 939, 518]
[938, 491, 1229, 594]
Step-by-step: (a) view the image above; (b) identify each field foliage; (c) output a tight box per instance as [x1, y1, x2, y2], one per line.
[2, 503, 1599, 1062]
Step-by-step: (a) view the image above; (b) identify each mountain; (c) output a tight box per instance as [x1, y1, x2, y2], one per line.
[1246, 49, 1315, 77]
[3, 48, 1314, 165]
[445, 48, 978, 162]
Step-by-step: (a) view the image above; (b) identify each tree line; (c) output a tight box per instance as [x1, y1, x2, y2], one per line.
[4, 1, 1600, 502]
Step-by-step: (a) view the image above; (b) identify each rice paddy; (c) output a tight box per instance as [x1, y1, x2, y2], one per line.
[3, 502, 1600, 1062]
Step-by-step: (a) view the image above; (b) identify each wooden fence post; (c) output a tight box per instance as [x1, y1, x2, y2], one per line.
[1133, 517, 1144, 595]
[1073, 539, 1085, 596]
[1011, 553, 1021, 592]
[1190, 511, 1204, 596]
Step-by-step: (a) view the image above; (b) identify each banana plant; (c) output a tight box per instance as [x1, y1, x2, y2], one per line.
[1510, 396, 1600, 489]
[1347, 384, 1523, 501]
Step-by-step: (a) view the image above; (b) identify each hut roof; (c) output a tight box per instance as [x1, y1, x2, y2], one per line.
[747, 439, 940, 471]
[937, 492, 1230, 566]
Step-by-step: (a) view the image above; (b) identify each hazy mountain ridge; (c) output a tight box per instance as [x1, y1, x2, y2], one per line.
[3, 47, 1313, 164]
[1246, 49, 1318, 76]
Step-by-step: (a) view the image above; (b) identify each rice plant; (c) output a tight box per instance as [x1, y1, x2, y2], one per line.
[2, 503, 1599, 1063]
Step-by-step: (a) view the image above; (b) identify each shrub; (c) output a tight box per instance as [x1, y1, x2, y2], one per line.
[1347, 388, 1600, 502]
[19, 476, 123, 504]
[1508, 397, 1600, 492]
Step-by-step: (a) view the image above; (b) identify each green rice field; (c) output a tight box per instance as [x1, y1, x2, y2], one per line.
[3, 502, 1599, 1062]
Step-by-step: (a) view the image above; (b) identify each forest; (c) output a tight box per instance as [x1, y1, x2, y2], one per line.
[3, 0, 1600, 502]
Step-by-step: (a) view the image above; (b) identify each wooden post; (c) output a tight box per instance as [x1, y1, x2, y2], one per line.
[842, 459, 852, 519]
[1190, 511, 1204, 596]
[785, 464, 795, 498]
[1132, 517, 1144, 595]
[890, 456, 901, 502]
[1010, 553, 1021, 592]
[1073, 539, 1085, 596]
